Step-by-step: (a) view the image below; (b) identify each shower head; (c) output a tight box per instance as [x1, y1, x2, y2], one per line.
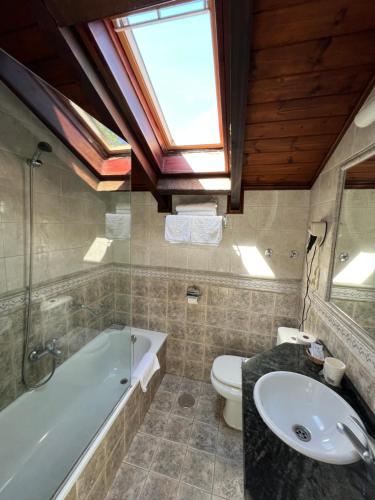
[27, 141, 53, 167]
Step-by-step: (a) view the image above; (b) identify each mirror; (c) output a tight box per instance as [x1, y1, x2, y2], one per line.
[330, 156, 375, 342]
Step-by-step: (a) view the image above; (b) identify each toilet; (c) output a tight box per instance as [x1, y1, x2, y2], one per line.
[211, 328, 315, 431]
[211, 355, 246, 431]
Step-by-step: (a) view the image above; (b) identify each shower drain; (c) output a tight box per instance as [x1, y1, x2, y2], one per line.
[120, 378, 128, 385]
[292, 424, 311, 442]
[178, 393, 195, 408]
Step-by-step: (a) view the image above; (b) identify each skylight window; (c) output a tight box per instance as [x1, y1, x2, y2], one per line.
[114, 0, 222, 149]
[70, 102, 130, 154]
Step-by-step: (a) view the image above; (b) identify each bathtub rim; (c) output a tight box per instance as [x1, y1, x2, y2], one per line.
[53, 327, 167, 500]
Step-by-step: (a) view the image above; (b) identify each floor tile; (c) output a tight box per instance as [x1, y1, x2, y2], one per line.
[213, 456, 244, 500]
[195, 396, 221, 428]
[164, 415, 193, 443]
[180, 377, 202, 397]
[181, 448, 215, 492]
[189, 421, 218, 454]
[140, 471, 179, 500]
[125, 433, 159, 469]
[199, 381, 216, 398]
[151, 389, 177, 413]
[151, 439, 187, 479]
[140, 409, 169, 438]
[106, 463, 147, 500]
[160, 374, 182, 393]
[216, 425, 243, 462]
[177, 482, 211, 500]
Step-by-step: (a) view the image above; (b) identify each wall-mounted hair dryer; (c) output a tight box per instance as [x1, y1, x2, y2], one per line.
[306, 221, 327, 254]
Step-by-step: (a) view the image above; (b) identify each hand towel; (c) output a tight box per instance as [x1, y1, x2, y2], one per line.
[191, 216, 223, 246]
[176, 209, 217, 216]
[136, 353, 160, 392]
[165, 215, 192, 243]
[105, 213, 131, 240]
[176, 202, 217, 214]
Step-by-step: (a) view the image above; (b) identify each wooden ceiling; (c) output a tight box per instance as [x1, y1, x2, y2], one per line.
[0, 0, 374, 198]
[244, 0, 375, 189]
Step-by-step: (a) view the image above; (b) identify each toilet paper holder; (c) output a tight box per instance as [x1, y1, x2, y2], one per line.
[187, 285, 201, 303]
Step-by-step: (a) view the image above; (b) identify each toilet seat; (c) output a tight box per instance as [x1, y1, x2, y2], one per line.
[211, 355, 245, 389]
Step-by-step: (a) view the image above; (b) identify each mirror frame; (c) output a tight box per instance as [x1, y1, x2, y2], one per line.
[326, 142, 375, 353]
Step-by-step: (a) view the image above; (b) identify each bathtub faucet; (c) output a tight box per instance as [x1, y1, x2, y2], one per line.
[28, 338, 62, 363]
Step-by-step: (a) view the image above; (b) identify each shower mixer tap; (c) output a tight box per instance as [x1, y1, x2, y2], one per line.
[28, 338, 62, 363]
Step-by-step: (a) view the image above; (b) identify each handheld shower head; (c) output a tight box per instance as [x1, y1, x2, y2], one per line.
[27, 141, 53, 167]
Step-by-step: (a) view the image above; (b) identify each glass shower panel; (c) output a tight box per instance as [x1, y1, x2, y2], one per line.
[0, 79, 132, 500]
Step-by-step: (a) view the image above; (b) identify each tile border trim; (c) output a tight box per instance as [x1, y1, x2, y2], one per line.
[312, 292, 375, 375]
[121, 264, 301, 294]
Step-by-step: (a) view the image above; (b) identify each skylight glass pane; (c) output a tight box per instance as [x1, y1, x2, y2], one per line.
[126, 10, 158, 26]
[130, 9, 221, 146]
[71, 102, 129, 152]
[159, 0, 206, 18]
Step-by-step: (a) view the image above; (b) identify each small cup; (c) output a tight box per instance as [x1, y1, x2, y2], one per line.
[323, 357, 346, 387]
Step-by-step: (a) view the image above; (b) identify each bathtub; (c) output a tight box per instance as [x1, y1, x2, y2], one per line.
[0, 326, 166, 500]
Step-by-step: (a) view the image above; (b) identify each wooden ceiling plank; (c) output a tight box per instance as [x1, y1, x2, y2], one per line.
[246, 93, 358, 124]
[246, 116, 346, 140]
[245, 150, 326, 165]
[248, 66, 374, 104]
[43, 0, 174, 26]
[244, 134, 337, 153]
[253, 0, 312, 14]
[252, 31, 375, 80]
[253, 0, 375, 50]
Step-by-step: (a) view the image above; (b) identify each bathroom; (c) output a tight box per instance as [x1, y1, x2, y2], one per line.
[0, 0, 375, 499]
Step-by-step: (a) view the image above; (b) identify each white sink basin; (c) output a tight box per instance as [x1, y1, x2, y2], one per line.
[253, 371, 365, 464]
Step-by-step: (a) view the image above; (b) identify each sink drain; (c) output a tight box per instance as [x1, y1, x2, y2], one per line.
[178, 393, 195, 408]
[292, 424, 311, 442]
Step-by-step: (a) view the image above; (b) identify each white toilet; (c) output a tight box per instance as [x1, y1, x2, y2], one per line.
[211, 355, 246, 431]
[211, 328, 315, 431]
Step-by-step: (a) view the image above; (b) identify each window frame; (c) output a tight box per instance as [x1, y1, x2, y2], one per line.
[113, 0, 223, 152]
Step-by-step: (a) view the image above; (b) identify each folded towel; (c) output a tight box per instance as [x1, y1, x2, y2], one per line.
[137, 352, 160, 392]
[105, 213, 131, 240]
[176, 209, 217, 216]
[176, 202, 217, 213]
[165, 215, 192, 243]
[191, 216, 222, 246]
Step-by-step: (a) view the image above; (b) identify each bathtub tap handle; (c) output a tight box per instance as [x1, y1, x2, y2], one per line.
[46, 338, 62, 358]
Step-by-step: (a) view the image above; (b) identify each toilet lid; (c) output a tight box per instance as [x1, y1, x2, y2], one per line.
[212, 355, 244, 389]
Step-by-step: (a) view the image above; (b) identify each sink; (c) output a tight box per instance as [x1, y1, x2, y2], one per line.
[253, 371, 365, 464]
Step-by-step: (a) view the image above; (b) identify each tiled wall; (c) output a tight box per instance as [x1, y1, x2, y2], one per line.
[63, 342, 166, 500]
[129, 190, 310, 280]
[114, 267, 300, 381]
[304, 85, 375, 412]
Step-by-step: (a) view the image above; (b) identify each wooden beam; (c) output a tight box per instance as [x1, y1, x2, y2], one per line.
[43, 0, 174, 26]
[0, 49, 130, 178]
[157, 176, 231, 195]
[217, 0, 252, 211]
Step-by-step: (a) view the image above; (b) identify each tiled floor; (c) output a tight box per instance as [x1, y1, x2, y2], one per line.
[106, 374, 244, 500]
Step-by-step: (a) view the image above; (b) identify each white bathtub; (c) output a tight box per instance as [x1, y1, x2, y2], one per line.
[0, 326, 166, 500]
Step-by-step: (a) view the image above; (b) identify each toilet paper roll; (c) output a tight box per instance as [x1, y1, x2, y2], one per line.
[187, 295, 199, 304]
[296, 331, 317, 345]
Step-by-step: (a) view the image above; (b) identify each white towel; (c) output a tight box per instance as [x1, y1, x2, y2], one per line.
[165, 215, 192, 243]
[176, 210, 217, 216]
[105, 213, 131, 240]
[191, 216, 222, 246]
[176, 202, 217, 214]
[137, 353, 160, 392]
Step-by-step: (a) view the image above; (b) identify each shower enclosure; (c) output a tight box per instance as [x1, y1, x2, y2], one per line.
[0, 79, 132, 499]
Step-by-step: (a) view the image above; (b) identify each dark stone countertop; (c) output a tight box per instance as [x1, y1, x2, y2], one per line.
[242, 343, 375, 500]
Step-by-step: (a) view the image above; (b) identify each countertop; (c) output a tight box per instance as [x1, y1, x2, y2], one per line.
[242, 343, 375, 500]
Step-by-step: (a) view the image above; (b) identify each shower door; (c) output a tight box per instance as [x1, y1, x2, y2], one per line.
[0, 79, 132, 500]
